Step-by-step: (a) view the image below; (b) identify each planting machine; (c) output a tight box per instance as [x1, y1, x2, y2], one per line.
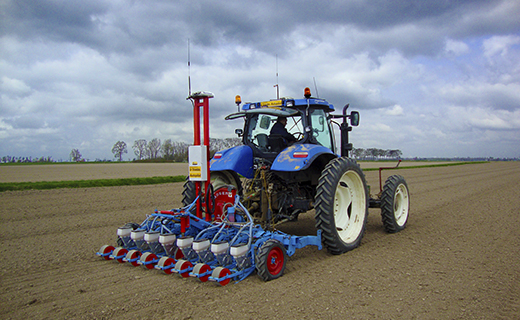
[97, 89, 410, 285]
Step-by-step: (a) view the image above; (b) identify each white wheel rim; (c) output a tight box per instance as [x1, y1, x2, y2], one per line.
[334, 170, 366, 243]
[394, 183, 409, 226]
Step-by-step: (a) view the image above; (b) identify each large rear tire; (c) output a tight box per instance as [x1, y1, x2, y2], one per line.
[315, 157, 368, 254]
[381, 175, 410, 233]
[182, 170, 242, 207]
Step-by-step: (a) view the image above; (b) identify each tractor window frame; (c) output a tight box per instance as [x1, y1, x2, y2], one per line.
[310, 108, 335, 152]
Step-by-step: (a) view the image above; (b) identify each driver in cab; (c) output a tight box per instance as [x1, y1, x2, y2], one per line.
[270, 117, 297, 147]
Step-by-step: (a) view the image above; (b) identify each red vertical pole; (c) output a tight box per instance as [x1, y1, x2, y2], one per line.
[193, 99, 202, 219]
[202, 98, 212, 221]
[189, 92, 213, 220]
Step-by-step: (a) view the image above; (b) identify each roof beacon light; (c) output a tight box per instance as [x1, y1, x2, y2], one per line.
[235, 95, 242, 111]
[304, 87, 311, 98]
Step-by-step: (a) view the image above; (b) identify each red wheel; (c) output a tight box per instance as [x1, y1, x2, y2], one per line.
[212, 267, 231, 286]
[192, 263, 212, 282]
[175, 259, 193, 278]
[125, 250, 142, 267]
[157, 257, 175, 274]
[255, 240, 287, 281]
[267, 246, 284, 275]
[140, 252, 158, 270]
[99, 245, 115, 260]
[112, 247, 128, 263]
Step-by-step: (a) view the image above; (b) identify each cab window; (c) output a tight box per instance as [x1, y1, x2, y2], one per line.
[246, 114, 303, 151]
[310, 109, 333, 151]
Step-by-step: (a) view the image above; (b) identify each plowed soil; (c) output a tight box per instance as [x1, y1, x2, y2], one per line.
[1, 162, 519, 319]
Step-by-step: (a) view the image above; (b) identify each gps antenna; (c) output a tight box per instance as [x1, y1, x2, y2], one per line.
[274, 54, 279, 99]
[313, 77, 319, 98]
[188, 39, 191, 97]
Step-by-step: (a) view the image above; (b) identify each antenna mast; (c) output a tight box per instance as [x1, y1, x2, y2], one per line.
[188, 39, 191, 96]
[313, 77, 319, 98]
[274, 54, 279, 99]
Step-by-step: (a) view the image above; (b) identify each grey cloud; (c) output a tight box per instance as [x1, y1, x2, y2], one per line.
[1, 0, 519, 159]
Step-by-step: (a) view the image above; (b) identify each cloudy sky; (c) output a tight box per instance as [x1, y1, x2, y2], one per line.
[1, 0, 519, 161]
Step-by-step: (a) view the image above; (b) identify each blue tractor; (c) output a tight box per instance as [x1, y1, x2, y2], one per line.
[184, 88, 410, 256]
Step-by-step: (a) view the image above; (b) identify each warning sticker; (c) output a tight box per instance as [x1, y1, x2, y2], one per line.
[189, 166, 202, 178]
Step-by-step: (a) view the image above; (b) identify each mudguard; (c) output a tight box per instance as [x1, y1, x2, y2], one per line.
[210, 145, 254, 179]
[271, 144, 337, 172]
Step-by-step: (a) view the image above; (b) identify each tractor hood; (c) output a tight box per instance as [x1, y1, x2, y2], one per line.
[210, 145, 254, 179]
[271, 144, 337, 172]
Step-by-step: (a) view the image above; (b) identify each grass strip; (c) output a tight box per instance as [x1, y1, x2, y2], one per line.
[0, 175, 187, 192]
[1, 161, 488, 192]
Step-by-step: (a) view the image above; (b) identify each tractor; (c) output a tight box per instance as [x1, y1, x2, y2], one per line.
[97, 89, 410, 284]
[185, 87, 410, 255]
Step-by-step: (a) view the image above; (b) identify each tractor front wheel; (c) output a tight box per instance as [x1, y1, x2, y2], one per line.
[381, 175, 410, 233]
[315, 157, 368, 254]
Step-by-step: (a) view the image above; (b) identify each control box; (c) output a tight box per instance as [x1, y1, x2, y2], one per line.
[188, 145, 208, 181]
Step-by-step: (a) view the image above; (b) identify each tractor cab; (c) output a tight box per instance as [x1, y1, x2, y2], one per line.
[225, 94, 337, 162]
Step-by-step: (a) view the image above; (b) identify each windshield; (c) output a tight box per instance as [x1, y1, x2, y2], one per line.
[246, 113, 303, 150]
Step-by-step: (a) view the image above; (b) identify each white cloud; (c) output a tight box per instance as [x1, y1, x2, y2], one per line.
[445, 39, 470, 56]
[483, 35, 520, 58]
[385, 104, 404, 116]
[0, 77, 32, 97]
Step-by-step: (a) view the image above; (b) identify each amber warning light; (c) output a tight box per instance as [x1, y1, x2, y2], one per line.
[304, 87, 311, 98]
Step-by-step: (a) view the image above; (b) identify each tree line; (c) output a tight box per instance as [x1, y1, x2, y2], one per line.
[351, 148, 403, 160]
[110, 138, 242, 162]
[1, 155, 55, 163]
[2, 143, 401, 163]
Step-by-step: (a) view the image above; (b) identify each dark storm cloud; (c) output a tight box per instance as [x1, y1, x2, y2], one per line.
[2, 0, 108, 42]
[5, 0, 514, 58]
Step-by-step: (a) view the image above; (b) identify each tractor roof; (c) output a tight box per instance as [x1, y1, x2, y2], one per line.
[242, 97, 335, 112]
[225, 97, 335, 120]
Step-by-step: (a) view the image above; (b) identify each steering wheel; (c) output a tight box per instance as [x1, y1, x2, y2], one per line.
[292, 132, 304, 140]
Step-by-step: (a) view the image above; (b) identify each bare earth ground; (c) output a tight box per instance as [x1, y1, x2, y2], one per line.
[0, 162, 519, 319]
[0, 161, 454, 183]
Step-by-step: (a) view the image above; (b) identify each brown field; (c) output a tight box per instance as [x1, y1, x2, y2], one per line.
[1, 162, 519, 319]
[0, 161, 456, 183]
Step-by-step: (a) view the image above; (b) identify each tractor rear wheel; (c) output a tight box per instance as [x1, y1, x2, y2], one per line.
[315, 157, 368, 255]
[381, 175, 410, 233]
[182, 170, 242, 207]
[255, 239, 287, 281]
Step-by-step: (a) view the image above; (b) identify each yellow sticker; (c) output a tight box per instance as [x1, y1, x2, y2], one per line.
[189, 166, 202, 178]
[260, 100, 282, 107]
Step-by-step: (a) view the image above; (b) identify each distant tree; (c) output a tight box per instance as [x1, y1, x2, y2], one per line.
[132, 139, 147, 160]
[161, 139, 174, 160]
[112, 141, 127, 161]
[352, 148, 364, 159]
[172, 141, 189, 162]
[147, 138, 161, 159]
[367, 148, 378, 160]
[70, 149, 82, 162]
[388, 149, 402, 159]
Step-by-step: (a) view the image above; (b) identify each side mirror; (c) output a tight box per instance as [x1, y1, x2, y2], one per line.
[349, 111, 360, 126]
[235, 128, 243, 137]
